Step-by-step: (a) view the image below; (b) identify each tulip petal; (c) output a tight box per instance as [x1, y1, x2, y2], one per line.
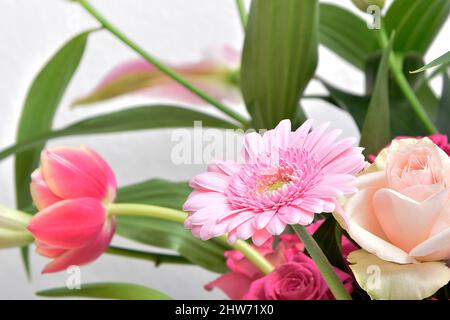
[30, 170, 63, 211]
[41, 146, 115, 201]
[28, 198, 106, 250]
[348, 250, 450, 300]
[42, 218, 116, 274]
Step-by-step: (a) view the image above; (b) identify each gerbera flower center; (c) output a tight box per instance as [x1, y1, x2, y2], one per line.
[257, 169, 293, 194]
[226, 148, 322, 212]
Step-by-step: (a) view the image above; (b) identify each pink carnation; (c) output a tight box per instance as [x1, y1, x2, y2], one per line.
[184, 119, 365, 245]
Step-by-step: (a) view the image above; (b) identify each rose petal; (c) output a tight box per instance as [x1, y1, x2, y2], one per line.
[348, 249, 450, 300]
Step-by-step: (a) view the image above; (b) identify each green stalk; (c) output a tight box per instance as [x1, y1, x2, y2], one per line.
[107, 203, 274, 275]
[292, 224, 352, 300]
[376, 29, 437, 134]
[106, 246, 191, 266]
[77, 0, 248, 127]
[235, 0, 248, 30]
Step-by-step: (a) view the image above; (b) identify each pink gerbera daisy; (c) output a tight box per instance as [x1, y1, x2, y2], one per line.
[183, 119, 365, 245]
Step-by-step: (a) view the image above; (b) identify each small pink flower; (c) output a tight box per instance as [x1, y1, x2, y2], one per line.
[243, 253, 352, 300]
[205, 235, 302, 299]
[184, 119, 365, 245]
[205, 223, 355, 300]
[27, 146, 117, 273]
[368, 133, 450, 162]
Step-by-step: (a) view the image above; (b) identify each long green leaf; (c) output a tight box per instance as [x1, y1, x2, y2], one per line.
[0, 106, 239, 162]
[36, 283, 172, 300]
[116, 178, 191, 209]
[384, 0, 450, 55]
[360, 35, 393, 156]
[14, 31, 91, 278]
[411, 51, 450, 74]
[319, 3, 377, 70]
[115, 179, 228, 273]
[15, 31, 91, 209]
[312, 215, 346, 271]
[117, 216, 228, 273]
[106, 246, 191, 266]
[241, 0, 318, 129]
[437, 71, 450, 135]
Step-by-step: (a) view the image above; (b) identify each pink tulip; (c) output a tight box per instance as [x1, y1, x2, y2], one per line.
[28, 146, 117, 273]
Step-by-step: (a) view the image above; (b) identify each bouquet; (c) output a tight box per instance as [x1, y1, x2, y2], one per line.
[1, 0, 450, 301]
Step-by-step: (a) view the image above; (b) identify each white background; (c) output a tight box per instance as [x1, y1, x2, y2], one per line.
[0, 0, 448, 299]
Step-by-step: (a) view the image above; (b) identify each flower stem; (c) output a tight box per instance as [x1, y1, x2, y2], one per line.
[292, 224, 352, 300]
[235, 0, 248, 30]
[107, 203, 274, 275]
[376, 29, 437, 134]
[76, 0, 249, 128]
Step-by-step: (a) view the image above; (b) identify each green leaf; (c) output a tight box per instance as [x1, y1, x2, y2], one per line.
[106, 246, 191, 266]
[436, 71, 450, 135]
[116, 178, 191, 209]
[319, 3, 377, 70]
[116, 216, 228, 274]
[0, 105, 239, 162]
[360, 34, 393, 156]
[411, 51, 450, 74]
[15, 31, 90, 209]
[14, 30, 91, 279]
[241, 0, 318, 129]
[312, 215, 346, 271]
[384, 0, 450, 55]
[318, 79, 430, 137]
[318, 79, 369, 130]
[115, 178, 228, 273]
[36, 282, 172, 300]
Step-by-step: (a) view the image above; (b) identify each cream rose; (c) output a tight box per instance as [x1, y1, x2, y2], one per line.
[337, 138, 450, 299]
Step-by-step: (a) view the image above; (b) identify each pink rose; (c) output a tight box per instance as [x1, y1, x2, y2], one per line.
[243, 253, 352, 300]
[205, 235, 302, 299]
[339, 137, 450, 299]
[369, 133, 450, 162]
[205, 223, 354, 299]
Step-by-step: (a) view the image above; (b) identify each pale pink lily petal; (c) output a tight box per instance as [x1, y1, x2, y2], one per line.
[41, 146, 116, 201]
[27, 198, 106, 250]
[42, 218, 116, 274]
[72, 46, 241, 107]
[30, 170, 63, 211]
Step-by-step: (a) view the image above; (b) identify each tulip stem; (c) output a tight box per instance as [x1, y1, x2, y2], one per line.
[107, 203, 274, 275]
[76, 0, 249, 128]
[292, 224, 352, 300]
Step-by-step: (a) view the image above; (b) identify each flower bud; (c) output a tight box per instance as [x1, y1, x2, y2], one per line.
[351, 0, 385, 12]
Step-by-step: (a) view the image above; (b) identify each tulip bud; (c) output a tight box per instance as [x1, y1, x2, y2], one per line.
[28, 145, 117, 273]
[0, 205, 33, 248]
[351, 0, 385, 12]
